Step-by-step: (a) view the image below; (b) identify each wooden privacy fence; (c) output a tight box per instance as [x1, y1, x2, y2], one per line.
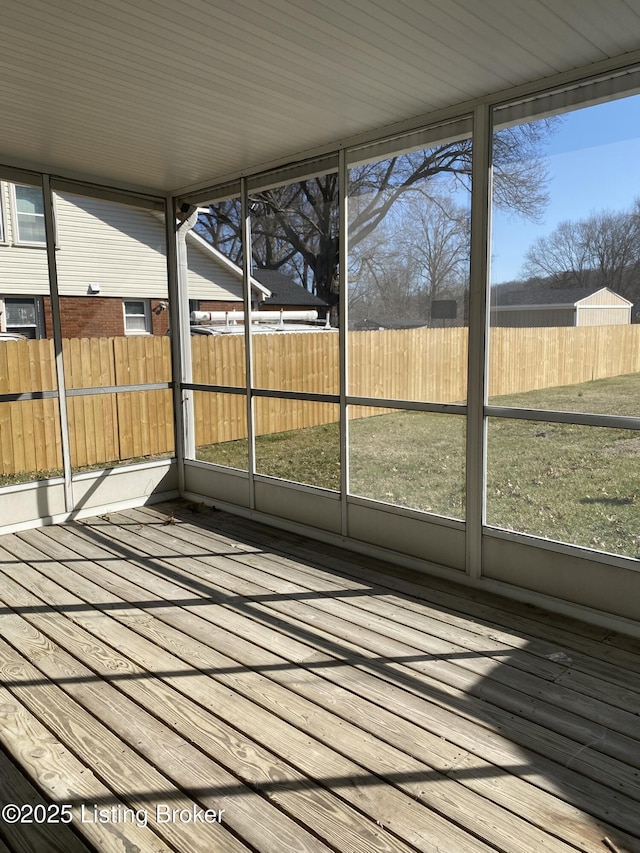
[0, 336, 173, 476]
[1, 325, 640, 476]
[192, 324, 640, 445]
[0, 339, 60, 477]
[64, 336, 173, 469]
[489, 324, 640, 396]
[191, 333, 341, 446]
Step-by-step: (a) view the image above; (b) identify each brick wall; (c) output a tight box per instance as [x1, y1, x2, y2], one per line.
[37, 296, 243, 338]
[59, 296, 124, 337]
[42, 297, 53, 338]
[191, 300, 244, 314]
[40, 296, 174, 337]
[150, 299, 170, 335]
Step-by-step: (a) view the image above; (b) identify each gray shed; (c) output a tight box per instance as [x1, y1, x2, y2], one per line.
[490, 285, 633, 327]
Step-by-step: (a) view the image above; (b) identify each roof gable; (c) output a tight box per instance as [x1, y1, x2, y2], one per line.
[574, 288, 633, 307]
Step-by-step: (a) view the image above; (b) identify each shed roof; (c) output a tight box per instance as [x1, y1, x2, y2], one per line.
[255, 270, 328, 308]
[492, 285, 633, 309]
[1, 2, 640, 193]
[353, 317, 430, 331]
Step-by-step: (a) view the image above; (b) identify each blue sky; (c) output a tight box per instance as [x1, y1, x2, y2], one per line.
[491, 94, 640, 284]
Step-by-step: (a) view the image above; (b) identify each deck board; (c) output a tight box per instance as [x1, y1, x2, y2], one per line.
[0, 747, 91, 853]
[117, 508, 640, 745]
[0, 501, 638, 852]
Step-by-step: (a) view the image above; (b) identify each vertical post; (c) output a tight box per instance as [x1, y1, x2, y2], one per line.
[339, 149, 349, 536]
[42, 175, 73, 512]
[166, 195, 188, 494]
[241, 178, 256, 509]
[465, 104, 493, 579]
[177, 205, 199, 460]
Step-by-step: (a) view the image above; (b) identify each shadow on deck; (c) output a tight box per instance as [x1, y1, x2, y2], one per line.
[0, 500, 638, 852]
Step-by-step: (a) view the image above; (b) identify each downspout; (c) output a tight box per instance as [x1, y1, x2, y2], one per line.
[176, 205, 199, 463]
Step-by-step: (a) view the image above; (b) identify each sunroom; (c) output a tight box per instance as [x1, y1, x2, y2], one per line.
[1, 2, 640, 851]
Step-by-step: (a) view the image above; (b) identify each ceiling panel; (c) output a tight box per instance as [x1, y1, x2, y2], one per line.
[0, 0, 639, 193]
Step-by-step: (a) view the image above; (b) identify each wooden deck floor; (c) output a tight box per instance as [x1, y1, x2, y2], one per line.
[0, 502, 638, 853]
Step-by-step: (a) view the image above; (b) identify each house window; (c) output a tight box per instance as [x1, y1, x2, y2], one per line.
[1, 297, 44, 339]
[123, 300, 151, 334]
[13, 185, 46, 244]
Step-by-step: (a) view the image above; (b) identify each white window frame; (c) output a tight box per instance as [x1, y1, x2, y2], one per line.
[123, 299, 152, 335]
[0, 296, 44, 338]
[11, 184, 46, 246]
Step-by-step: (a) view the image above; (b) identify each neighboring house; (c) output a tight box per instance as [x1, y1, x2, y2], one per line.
[491, 285, 633, 327]
[253, 269, 329, 313]
[0, 182, 269, 338]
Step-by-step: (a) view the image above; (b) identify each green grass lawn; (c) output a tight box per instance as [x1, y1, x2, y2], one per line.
[198, 372, 640, 558]
[485, 418, 639, 557]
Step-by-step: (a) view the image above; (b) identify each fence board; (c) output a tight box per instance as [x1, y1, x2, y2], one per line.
[101, 388, 175, 462]
[8, 403, 26, 473]
[193, 391, 247, 447]
[66, 395, 119, 469]
[63, 338, 113, 390]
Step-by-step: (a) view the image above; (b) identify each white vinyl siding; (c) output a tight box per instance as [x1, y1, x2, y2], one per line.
[0, 185, 244, 302]
[0, 183, 50, 296]
[575, 306, 631, 326]
[54, 193, 169, 299]
[54, 192, 241, 299]
[578, 289, 629, 307]
[185, 235, 243, 301]
[0, 249, 50, 295]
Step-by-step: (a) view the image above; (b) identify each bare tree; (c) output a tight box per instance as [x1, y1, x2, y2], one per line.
[198, 198, 243, 265]
[348, 216, 422, 325]
[523, 219, 593, 288]
[523, 202, 640, 304]
[402, 195, 470, 318]
[197, 119, 558, 319]
[584, 207, 640, 296]
[348, 194, 471, 326]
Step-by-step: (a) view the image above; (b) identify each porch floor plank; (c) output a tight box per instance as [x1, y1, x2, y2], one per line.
[0, 746, 92, 853]
[0, 500, 637, 853]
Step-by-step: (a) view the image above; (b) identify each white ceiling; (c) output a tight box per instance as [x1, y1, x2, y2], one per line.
[1, 0, 640, 194]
